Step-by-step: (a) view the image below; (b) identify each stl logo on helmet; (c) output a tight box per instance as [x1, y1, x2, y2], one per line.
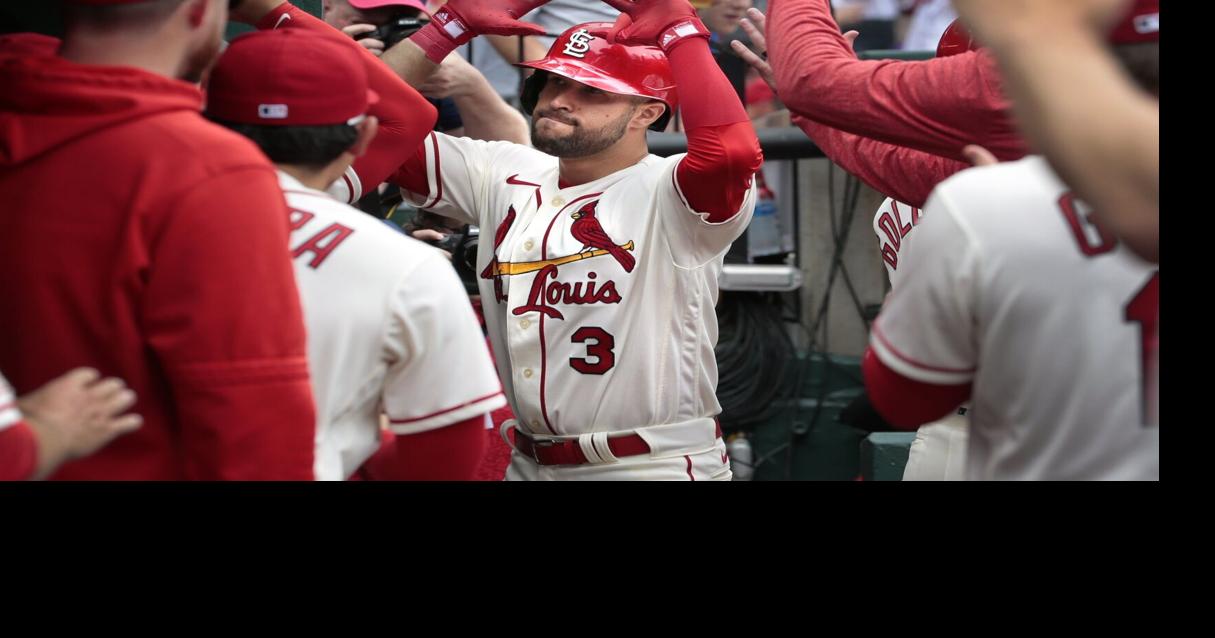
[563, 29, 595, 58]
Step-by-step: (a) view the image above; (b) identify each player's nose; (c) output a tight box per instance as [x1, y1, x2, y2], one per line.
[545, 84, 579, 112]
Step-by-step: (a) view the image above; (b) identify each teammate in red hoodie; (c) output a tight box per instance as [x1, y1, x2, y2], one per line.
[0, 0, 317, 480]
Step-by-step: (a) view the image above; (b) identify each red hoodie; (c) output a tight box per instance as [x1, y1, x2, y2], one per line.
[0, 35, 317, 480]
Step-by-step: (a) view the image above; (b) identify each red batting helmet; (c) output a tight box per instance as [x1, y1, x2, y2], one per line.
[935, 20, 978, 58]
[516, 22, 678, 132]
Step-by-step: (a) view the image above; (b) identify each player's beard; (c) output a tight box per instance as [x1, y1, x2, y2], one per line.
[531, 108, 633, 159]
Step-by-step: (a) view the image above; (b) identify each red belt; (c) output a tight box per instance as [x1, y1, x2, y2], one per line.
[512, 421, 723, 466]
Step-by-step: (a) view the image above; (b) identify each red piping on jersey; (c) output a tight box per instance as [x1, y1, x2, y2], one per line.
[536, 192, 604, 436]
[0, 402, 15, 412]
[538, 309, 555, 434]
[541, 193, 604, 259]
[507, 174, 544, 209]
[341, 174, 356, 204]
[387, 389, 504, 425]
[871, 322, 977, 375]
[422, 132, 443, 209]
[685, 456, 694, 481]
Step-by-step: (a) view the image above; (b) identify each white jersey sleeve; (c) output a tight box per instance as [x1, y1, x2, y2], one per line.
[403, 132, 554, 228]
[326, 166, 364, 205]
[657, 154, 759, 267]
[869, 188, 981, 387]
[0, 372, 21, 431]
[381, 250, 506, 435]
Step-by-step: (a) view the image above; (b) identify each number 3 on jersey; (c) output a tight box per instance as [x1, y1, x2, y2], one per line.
[570, 327, 615, 374]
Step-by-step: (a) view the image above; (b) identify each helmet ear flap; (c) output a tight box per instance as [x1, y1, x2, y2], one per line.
[520, 71, 549, 119]
[650, 105, 672, 132]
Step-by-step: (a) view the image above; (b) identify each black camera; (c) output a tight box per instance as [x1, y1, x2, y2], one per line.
[422, 224, 479, 296]
[446, 225, 481, 296]
[396, 207, 481, 296]
[355, 16, 430, 49]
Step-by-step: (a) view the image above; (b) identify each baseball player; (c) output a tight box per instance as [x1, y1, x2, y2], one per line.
[871, 197, 969, 480]
[356, 0, 764, 479]
[1, 0, 318, 480]
[864, 156, 1159, 480]
[860, 26, 991, 481]
[861, 0, 1159, 480]
[2, 369, 142, 481]
[205, 28, 506, 481]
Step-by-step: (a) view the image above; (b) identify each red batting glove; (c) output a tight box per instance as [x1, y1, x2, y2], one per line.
[411, 0, 550, 63]
[602, 0, 711, 52]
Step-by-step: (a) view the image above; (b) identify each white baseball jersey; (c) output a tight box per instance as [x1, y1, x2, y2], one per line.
[1, 372, 21, 433]
[280, 172, 506, 481]
[403, 132, 755, 469]
[873, 197, 925, 289]
[873, 197, 970, 480]
[871, 156, 1159, 480]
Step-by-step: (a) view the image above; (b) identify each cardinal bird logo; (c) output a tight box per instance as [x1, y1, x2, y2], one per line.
[570, 201, 635, 273]
[480, 205, 517, 302]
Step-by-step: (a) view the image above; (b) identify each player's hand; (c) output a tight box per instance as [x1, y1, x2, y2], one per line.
[730, 8, 774, 89]
[430, 0, 550, 44]
[343, 23, 386, 57]
[602, 0, 706, 48]
[730, 8, 855, 92]
[962, 144, 999, 167]
[416, 54, 482, 99]
[410, 229, 454, 260]
[952, 0, 1132, 50]
[411, 228, 447, 243]
[18, 368, 143, 466]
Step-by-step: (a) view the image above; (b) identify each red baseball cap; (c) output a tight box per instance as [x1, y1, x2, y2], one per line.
[349, 0, 429, 13]
[205, 29, 379, 126]
[1109, 0, 1159, 45]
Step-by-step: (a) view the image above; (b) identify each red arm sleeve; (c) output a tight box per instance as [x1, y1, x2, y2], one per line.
[144, 167, 316, 480]
[355, 415, 488, 481]
[0, 421, 37, 481]
[666, 38, 764, 222]
[767, 0, 1028, 162]
[862, 348, 971, 430]
[390, 139, 430, 198]
[791, 113, 971, 208]
[257, 3, 438, 202]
